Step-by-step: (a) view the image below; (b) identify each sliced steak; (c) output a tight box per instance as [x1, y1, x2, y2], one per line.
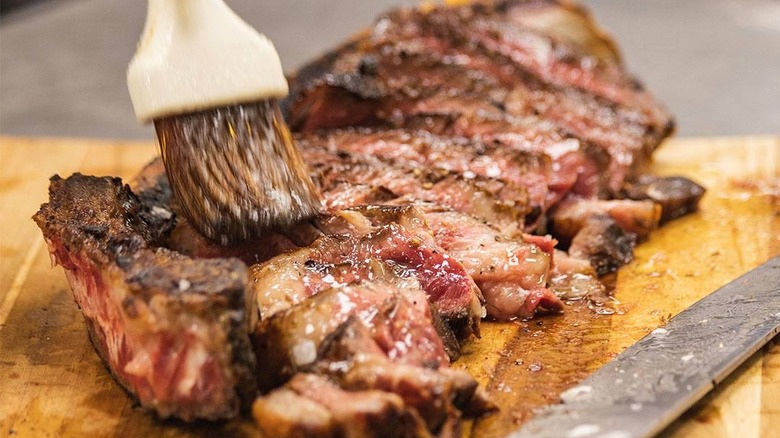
[255, 373, 431, 438]
[299, 142, 529, 236]
[319, 205, 563, 321]
[423, 209, 562, 320]
[286, 31, 595, 203]
[253, 290, 492, 436]
[381, 0, 673, 185]
[33, 174, 256, 421]
[249, 223, 483, 341]
[549, 249, 608, 304]
[32, 1, 706, 431]
[132, 158, 558, 322]
[252, 386, 336, 438]
[300, 128, 552, 228]
[551, 197, 661, 243]
[251, 280, 451, 388]
[568, 215, 637, 276]
[314, 317, 495, 431]
[285, 0, 674, 197]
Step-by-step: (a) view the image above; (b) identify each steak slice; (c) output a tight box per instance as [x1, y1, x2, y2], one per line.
[251, 279, 451, 390]
[549, 249, 608, 303]
[252, 283, 492, 436]
[314, 317, 495, 431]
[568, 215, 638, 276]
[423, 209, 562, 320]
[300, 128, 552, 228]
[253, 387, 336, 438]
[33, 174, 256, 421]
[299, 141, 529, 236]
[317, 205, 563, 321]
[255, 373, 432, 438]
[551, 197, 662, 243]
[621, 175, 706, 222]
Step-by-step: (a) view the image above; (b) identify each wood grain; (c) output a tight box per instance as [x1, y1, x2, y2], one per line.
[0, 136, 778, 438]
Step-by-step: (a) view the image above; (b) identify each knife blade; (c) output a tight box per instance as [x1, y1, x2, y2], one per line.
[510, 255, 780, 438]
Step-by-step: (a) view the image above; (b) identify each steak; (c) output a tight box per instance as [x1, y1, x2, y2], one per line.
[550, 197, 661, 243]
[284, 0, 674, 196]
[568, 214, 638, 276]
[254, 373, 431, 438]
[621, 175, 706, 222]
[299, 141, 530, 236]
[423, 209, 562, 320]
[249, 222, 483, 342]
[252, 284, 494, 436]
[316, 205, 563, 321]
[31, 0, 705, 432]
[33, 174, 256, 421]
[134, 159, 562, 322]
[314, 318, 495, 425]
[300, 127, 552, 227]
[33, 170, 493, 426]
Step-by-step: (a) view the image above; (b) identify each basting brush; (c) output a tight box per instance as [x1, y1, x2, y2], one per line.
[127, 0, 320, 245]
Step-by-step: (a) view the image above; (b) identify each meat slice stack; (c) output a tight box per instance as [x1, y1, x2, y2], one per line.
[34, 165, 498, 434]
[32, 0, 706, 434]
[284, 0, 704, 271]
[287, 0, 670, 190]
[252, 279, 493, 436]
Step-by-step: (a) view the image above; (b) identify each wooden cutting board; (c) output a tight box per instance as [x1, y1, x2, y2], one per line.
[0, 136, 778, 438]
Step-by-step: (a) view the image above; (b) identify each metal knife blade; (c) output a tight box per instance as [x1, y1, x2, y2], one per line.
[510, 255, 780, 438]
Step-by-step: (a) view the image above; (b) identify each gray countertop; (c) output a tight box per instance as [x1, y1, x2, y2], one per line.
[1, 0, 779, 140]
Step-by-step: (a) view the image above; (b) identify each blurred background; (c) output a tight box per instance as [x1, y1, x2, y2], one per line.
[1, 0, 779, 140]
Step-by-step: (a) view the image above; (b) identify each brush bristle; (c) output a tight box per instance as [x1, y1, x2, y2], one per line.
[155, 100, 322, 245]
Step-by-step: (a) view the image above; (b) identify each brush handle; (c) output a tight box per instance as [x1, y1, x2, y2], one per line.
[127, 0, 288, 122]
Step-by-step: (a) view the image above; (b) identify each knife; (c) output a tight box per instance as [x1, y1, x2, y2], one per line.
[510, 255, 780, 438]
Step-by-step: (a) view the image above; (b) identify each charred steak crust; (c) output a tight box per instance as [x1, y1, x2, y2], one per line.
[33, 174, 256, 421]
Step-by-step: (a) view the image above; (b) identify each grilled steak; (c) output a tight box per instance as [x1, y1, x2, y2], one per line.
[32, 0, 705, 432]
[550, 197, 661, 243]
[252, 283, 493, 436]
[252, 279, 451, 388]
[32, 169, 494, 426]
[301, 128, 552, 228]
[621, 175, 706, 222]
[133, 159, 562, 322]
[300, 142, 529, 236]
[33, 174, 256, 421]
[254, 373, 431, 438]
[548, 249, 608, 303]
[250, 224, 483, 343]
[285, 0, 673, 196]
[568, 215, 638, 276]
[314, 318, 495, 427]
[423, 209, 562, 320]
[317, 205, 563, 321]
[136, 160, 482, 338]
